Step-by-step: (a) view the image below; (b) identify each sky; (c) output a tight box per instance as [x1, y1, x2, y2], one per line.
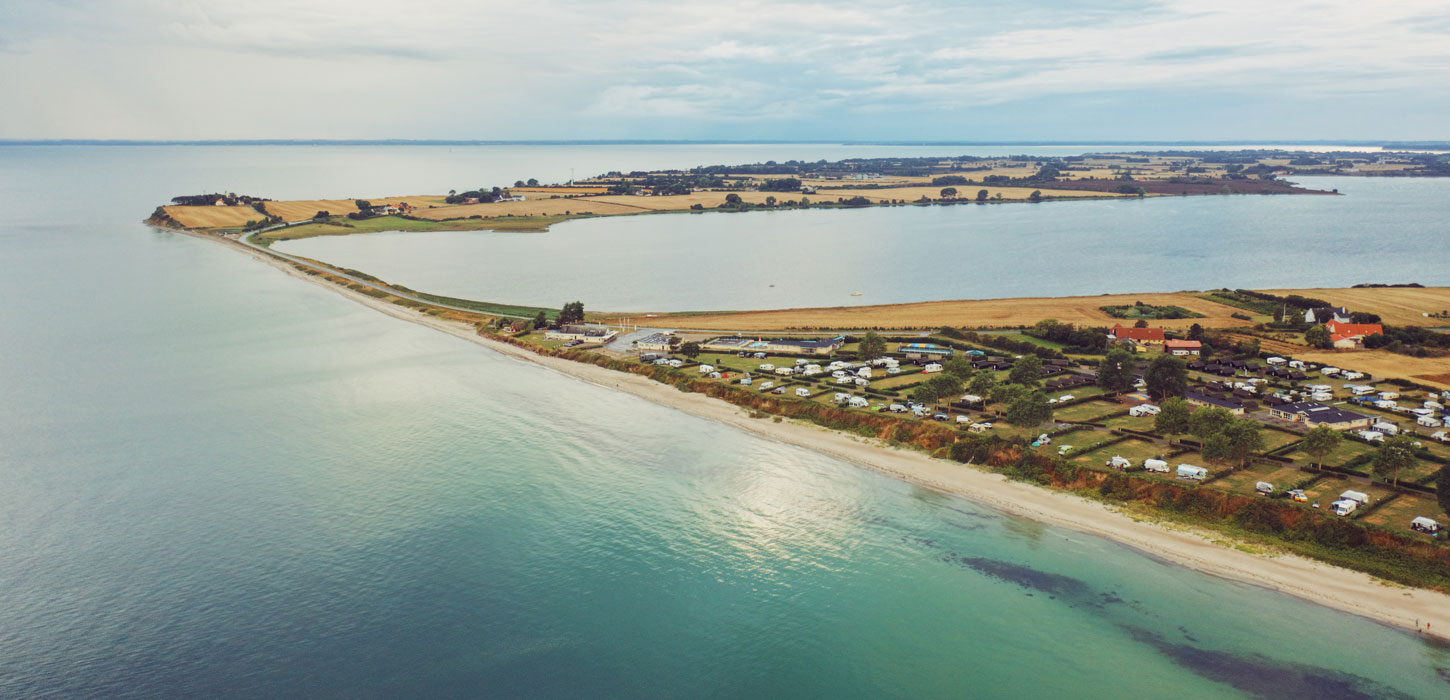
[2, 0, 1449, 141]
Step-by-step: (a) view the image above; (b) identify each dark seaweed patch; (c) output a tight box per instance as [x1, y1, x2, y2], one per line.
[1124, 627, 1415, 700]
[955, 557, 1095, 602]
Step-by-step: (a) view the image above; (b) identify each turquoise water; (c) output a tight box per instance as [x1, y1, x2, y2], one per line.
[1, 145, 1447, 698]
[277, 176, 1450, 311]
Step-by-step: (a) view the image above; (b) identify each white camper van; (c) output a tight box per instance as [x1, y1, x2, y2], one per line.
[1176, 464, 1208, 481]
[1143, 459, 1169, 473]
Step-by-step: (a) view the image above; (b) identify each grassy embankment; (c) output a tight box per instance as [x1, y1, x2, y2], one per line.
[253, 214, 575, 244]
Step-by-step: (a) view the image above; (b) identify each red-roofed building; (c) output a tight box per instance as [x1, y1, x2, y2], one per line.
[1163, 339, 1202, 356]
[1325, 320, 1383, 349]
[1109, 324, 1166, 352]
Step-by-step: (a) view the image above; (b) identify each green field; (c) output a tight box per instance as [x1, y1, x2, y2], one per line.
[254, 214, 572, 244]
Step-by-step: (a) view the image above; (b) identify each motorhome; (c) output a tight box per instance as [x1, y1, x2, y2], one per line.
[1106, 456, 1132, 470]
[698, 364, 715, 374]
[956, 414, 972, 424]
[1143, 459, 1169, 473]
[1411, 517, 1441, 534]
[1255, 481, 1274, 496]
[795, 387, 811, 397]
[848, 396, 870, 408]
[1330, 499, 1358, 516]
[1176, 464, 1208, 481]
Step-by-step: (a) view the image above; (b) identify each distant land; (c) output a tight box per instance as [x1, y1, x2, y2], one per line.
[9, 138, 1450, 149]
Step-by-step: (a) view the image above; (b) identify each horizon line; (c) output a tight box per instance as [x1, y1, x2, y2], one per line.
[2, 138, 1447, 148]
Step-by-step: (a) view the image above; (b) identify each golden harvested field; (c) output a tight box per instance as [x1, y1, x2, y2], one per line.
[262, 196, 444, 221]
[645, 292, 1249, 331]
[511, 186, 610, 195]
[818, 186, 1118, 201]
[407, 198, 647, 219]
[1265, 287, 1450, 326]
[162, 205, 266, 229]
[1290, 350, 1450, 391]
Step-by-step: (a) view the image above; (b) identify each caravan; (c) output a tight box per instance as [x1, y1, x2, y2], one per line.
[1330, 499, 1358, 516]
[1106, 456, 1132, 470]
[848, 396, 870, 408]
[1411, 517, 1441, 534]
[1129, 404, 1160, 417]
[1142, 459, 1169, 473]
[1176, 464, 1208, 481]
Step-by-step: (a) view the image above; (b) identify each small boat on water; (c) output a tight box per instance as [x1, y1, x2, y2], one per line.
[851, 291, 863, 296]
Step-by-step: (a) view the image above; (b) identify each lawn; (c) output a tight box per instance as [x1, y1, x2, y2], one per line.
[1360, 493, 1448, 533]
[1072, 438, 1168, 467]
[1212, 464, 1307, 497]
[1045, 429, 1128, 458]
[1284, 439, 1377, 470]
[1259, 429, 1302, 451]
[1052, 400, 1124, 424]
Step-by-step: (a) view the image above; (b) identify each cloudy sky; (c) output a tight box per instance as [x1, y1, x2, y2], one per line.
[3, 0, 1448, 140]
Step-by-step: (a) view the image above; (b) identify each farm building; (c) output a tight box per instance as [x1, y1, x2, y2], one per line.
[1108, 325, 1166, 352]
[1268, 402, 1372, 430]
[1325, 320, 1383, 349]
[1162, 339, 1202, 356]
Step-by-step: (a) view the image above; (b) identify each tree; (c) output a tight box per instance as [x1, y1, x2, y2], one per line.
[910, 384, 939, 407]
[1372, 434, 1418, 487]
[940, 187, 958, 198]
[532, 311, 548, 329]
[1188, 323, 1204, 341]
[724, 193, 742, 204]
[1438, 465, 1450, 516]
[1005, 390, 1052, 427]
[990, 382, 1028, 407]
[1133, 319, 1149, 328]
[514, 180, 525, 187]
[968, 372, 996, 398]
[858, 332, 887, 361]
[1217, 418, 1266, 469]
[976, 189, 989, 202]
[1305, 324, 1332, 349]
[559, 301, 585, 324]
[1188, 406, 1234, 442]
[1028, 190, 1042, 202]
[943, 355, 974, 381]
[1097, 349, 1136, 394]
[926, 374, 961, 406]
[1155, 397, 1190, 443]
[526, 178, 539, 187]
[1144, 354, 1187, 400]
[679, 341, 701, 359]
[1300, 425, 1343, 471]
[1008, 355, 1042, 388]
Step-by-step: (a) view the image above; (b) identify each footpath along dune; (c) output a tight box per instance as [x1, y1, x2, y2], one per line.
[188, 227, 1450, 643]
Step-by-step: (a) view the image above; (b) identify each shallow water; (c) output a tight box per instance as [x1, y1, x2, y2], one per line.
[1, 144, 1447, 698]
[277, 175, 1450, 311]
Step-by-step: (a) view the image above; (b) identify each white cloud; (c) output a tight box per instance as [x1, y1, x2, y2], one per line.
[0, 0, 1446, 138]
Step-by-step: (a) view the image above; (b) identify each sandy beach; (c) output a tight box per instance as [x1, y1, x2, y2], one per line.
[200, 229, 1450, 643]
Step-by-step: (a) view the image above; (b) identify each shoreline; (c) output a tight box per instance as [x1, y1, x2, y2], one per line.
[187, 228, 1450, 643]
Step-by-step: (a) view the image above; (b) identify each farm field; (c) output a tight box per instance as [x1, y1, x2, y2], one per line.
[260, 196, 444, 221]
[1265, 287, 1450, 326]
[162, 205, 264, 229]
[653, 291, 1253, 331]
[1289, 349, 1450, 391]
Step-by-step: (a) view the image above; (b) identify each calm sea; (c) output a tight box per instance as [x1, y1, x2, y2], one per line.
[277, 175, 1450, 312]
[0, 145, 1446, 699]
